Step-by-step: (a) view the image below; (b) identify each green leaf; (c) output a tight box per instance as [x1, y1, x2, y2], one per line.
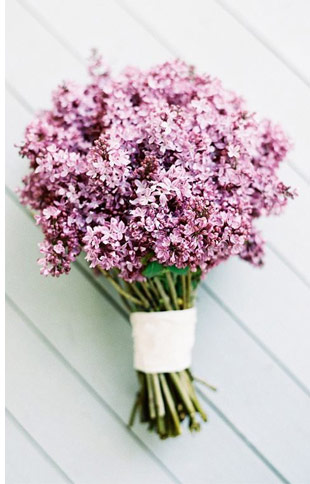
[168, 265, 189, 275]
[142, 261, 165, 278]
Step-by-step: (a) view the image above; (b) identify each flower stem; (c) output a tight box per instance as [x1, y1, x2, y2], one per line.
[159, 374, 182, 435]
[187, 272, 192, 308]
[146, 373, 156, 420]
[131, 283, 150, 309]
[189, 371, 217, 392]
[152, 374, 165, 417]
[181, 370, 207, 421]
[169, 373, 195, 418]
[99, 267, 210, 438]
[181, 274, 187, 309]
[148, 279, 161, 304]
[105, 274, 145, 307]
[128, 393, 140, 427]
[166, 272, 179, 310]
[140, 282, 155, 308]
[154, 277, 173, 311]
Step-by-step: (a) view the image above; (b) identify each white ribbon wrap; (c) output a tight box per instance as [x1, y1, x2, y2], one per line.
[130, 307, 197, 373]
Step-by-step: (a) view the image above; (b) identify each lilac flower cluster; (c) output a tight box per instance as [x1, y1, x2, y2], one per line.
[19, 54, 294, 281]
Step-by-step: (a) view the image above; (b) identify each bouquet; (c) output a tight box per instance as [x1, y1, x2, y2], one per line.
[18, 52, 294, 439]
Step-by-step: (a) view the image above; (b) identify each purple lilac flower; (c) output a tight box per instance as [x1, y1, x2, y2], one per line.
[19, 53, 294, 281]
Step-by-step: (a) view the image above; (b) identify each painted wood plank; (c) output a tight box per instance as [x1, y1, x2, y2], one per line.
[6, 1, 310, 480]
[5, 0, 310, 387]
[257, 163, 310, 287]
[220, 0, 310, 85]
[119, 0, 310, 184]
[6, 194, 283, 483]
[6, 412, 70, 484]
[18, 0, 170, 70]
[204, 247, 310, 389]
[6, 301, 176, 484]
[5, 0, 87, 110]
[5, 89, 32, 192]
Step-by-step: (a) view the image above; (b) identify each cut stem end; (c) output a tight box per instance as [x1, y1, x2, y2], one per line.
[128, 369, 209, 439]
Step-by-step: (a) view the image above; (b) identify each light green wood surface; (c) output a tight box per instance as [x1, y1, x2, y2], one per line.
[6, 1, 310, 482]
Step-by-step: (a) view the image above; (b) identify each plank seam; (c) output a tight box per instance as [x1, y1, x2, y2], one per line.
[6, 294, 181, 484]
[215, 0, 310, 89]
[214, 0, 310, 187]
[201, 283, 310, 397]
[17, 0, 84, 65]
[6, 408, 74, 484]
[6, 81, 34, 114]
[195, 390, 291, 484]
[267, 242, 310, 288]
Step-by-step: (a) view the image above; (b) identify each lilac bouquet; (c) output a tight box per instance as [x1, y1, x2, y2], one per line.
[18, 52, 294, 439]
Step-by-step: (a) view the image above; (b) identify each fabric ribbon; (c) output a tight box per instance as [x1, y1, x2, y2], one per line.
[130, 307, 197, 373]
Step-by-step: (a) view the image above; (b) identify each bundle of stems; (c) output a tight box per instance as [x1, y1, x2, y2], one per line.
[100, 268, 199, 312]
[100, 267, 214, 439]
